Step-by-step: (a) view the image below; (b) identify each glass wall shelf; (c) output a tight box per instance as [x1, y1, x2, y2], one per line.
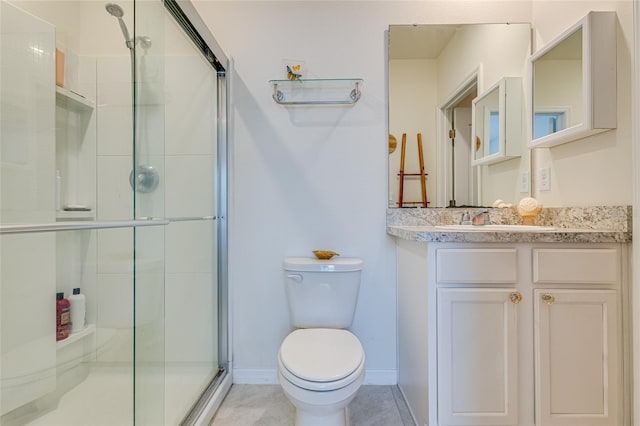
[269, 78, 363, 105]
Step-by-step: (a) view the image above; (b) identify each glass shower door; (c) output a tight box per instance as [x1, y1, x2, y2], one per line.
[132, 1, 224, 424]
[0, 0, 226, 423]
[130, 0, 166, 424]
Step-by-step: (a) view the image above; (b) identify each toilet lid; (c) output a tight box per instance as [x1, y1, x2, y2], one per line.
[279, 328, 364, 383]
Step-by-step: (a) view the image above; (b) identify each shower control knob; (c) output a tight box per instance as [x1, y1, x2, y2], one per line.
[129, 165, 159, 193]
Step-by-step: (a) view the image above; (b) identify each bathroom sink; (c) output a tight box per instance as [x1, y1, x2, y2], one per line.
[435, 224, 556, 232]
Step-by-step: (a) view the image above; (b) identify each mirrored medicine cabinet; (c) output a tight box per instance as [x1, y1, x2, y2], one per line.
[472, 77, 522, 166]
[528, 11, 616, 148]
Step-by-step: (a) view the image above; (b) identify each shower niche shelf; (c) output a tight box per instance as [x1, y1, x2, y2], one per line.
[269, 78, 363, 105]
[56, 323, 96, 350]
[56, 86, 95, 110]
[55, 79, 96, 224]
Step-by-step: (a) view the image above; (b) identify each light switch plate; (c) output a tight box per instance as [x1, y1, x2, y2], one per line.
[538, 167, 551, 191]
[520, 172, 529, 192]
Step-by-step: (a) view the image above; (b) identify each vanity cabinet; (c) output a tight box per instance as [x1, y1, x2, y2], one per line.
[437, 288, 519, 426]
[531, 248, 621, 426]
[396, 240, 628, 426]
[534, 289, 619, 426]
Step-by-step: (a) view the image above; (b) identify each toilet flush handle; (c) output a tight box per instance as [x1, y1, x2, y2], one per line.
[287, 274, 303, 282]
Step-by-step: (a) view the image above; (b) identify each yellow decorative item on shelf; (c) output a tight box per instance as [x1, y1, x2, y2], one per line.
[312, 250, 340, 260]
[287, 65, 302, 81]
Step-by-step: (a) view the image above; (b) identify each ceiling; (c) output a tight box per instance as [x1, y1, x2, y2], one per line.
[389, 25, 458, 59]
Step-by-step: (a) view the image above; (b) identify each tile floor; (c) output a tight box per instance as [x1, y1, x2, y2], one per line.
[210, 384, 416, 426]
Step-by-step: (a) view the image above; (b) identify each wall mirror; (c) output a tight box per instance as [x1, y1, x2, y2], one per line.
[472, 77, 522, 166]
[528, 11, 616, 148]
[388, 23, 531, 208]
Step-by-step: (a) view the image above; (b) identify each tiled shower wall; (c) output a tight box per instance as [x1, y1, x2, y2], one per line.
[0, 1, 57, 414]
[94, 44, 218, 422]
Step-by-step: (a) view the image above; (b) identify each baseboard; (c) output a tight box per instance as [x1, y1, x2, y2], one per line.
[232, 369, 278, 384]
[232, 369, 397, 385]
[362, 369, 397, 385]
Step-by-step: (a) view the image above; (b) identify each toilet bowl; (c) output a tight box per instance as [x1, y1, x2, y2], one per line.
[278, 328, 365, 426]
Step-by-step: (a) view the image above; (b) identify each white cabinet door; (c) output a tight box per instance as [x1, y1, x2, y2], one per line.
[437, 288, 519, 426]
[534, 289, 619, 426]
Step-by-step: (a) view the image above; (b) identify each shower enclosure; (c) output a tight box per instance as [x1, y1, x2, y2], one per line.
[0, 0, 229, 424]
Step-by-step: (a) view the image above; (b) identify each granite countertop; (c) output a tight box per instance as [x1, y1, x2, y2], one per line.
[387, 224, 631, 243]
[386, 206, 632, 243]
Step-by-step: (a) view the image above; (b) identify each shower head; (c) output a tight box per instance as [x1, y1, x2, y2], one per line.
[105, 3, 133, 49]
[105, 3, 124, 18]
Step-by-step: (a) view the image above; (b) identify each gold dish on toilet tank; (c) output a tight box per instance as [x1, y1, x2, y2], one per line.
[312, 250, 340, 260]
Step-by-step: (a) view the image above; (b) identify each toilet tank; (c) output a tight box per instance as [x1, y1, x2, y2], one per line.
[283, 257, 364, 329]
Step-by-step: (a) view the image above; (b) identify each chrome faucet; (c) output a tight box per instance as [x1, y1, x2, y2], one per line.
[472, 208, 490, 226]
[460, 211, 471, 225]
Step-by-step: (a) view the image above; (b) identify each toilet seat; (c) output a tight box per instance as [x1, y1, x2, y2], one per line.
[279, 328, 365, 392]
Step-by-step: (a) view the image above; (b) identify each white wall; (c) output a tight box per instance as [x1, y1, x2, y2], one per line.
[530, 0, 633, 207]
[193, 0, 532, 383]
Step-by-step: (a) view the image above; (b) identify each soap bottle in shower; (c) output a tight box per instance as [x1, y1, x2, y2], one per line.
[56, 292, 70, 341]
[68, 287, 86, 333]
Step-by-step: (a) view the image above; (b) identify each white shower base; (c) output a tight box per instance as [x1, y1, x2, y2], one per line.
[27, 364, 132, 426]
[27, 363, 216, 425]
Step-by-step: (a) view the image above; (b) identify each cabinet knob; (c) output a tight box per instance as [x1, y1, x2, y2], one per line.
[509, 291, 522, 304]
[541, 293, 555, 305]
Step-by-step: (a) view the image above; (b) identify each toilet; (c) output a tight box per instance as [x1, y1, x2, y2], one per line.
[278, 257, 365, 426]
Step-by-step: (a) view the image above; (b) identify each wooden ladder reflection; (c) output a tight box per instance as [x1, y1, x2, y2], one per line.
[397, 133, 428, 208]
